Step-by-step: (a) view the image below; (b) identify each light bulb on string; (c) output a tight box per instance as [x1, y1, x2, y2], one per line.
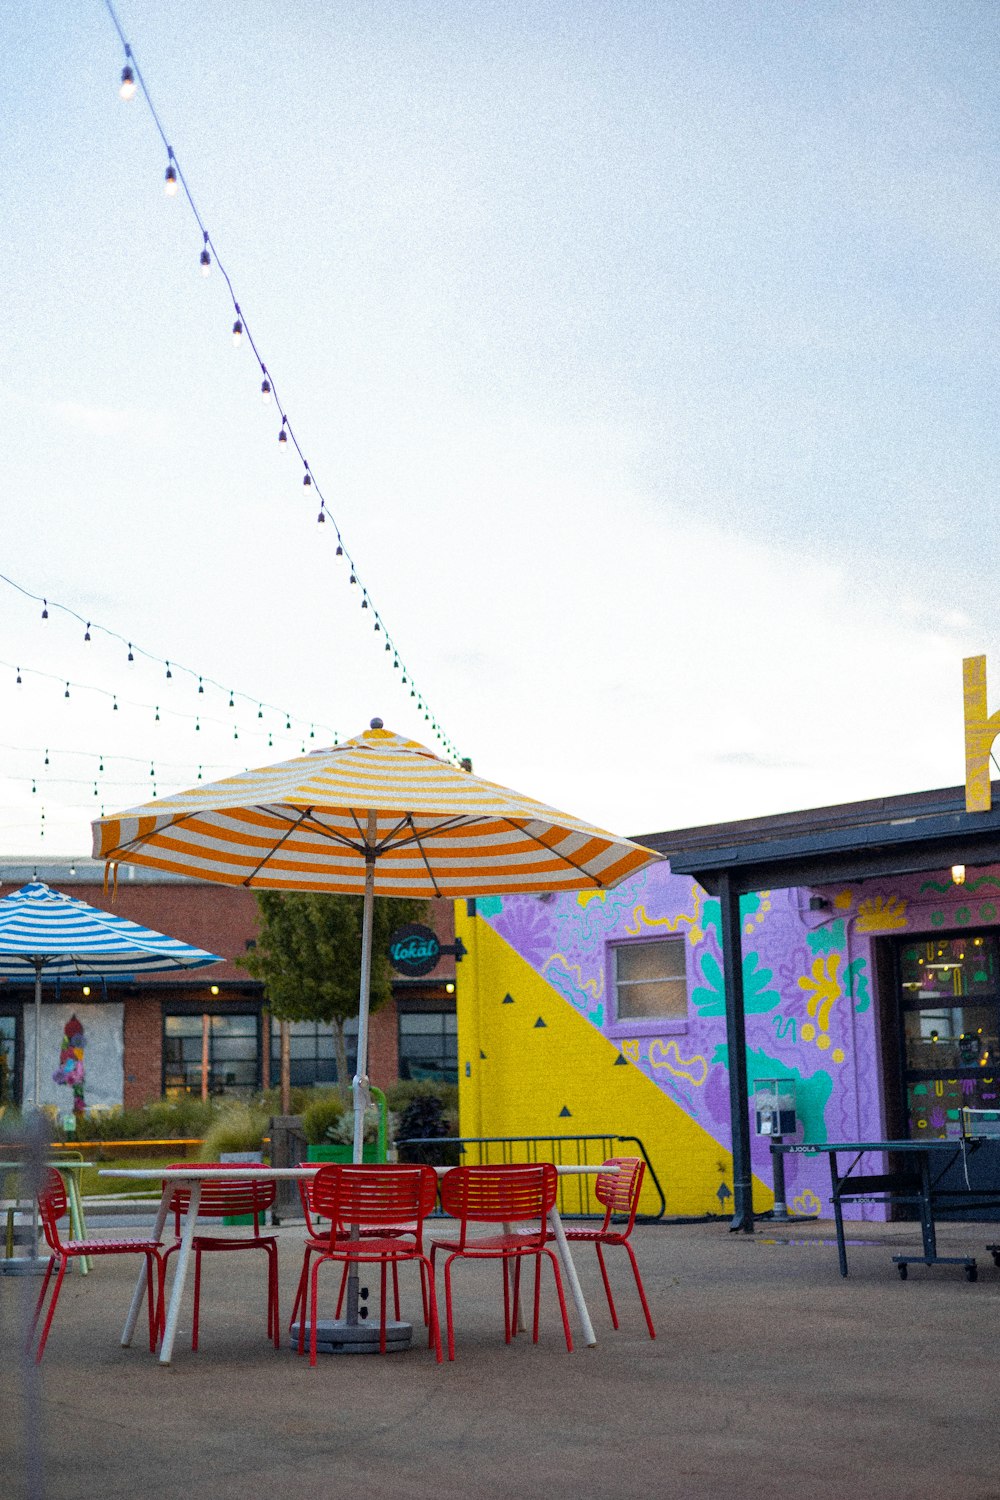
[317, 507, 325, 523]
[43, 750, 49, 766]
[361, 595, 368, 610]
[197, 766, 202, 780]
[127, 643, 134, 663]
[195, 718, 201, 732]
[15, 668, 21, 684]
[165, 662, 172, 679]
[164, 163, 178, 196]
[278, 424, 288, 450]
[303, 470, 312, 487]
[41, 600, 48, 619]
[64, 683, 70, 699]
[119, 65, 136, 100]
[232, 319, 243, 347]
[228, 691, 234, 708]
[198, 677, 204, 694]
[200, 246, 211, 277]
[84, 623, 91, 641]
[31, 779, 36, 795]
[112, 697, 118, 711]
[154, 706, 160, 721]
[261, 377, 272, 403]
[335, 543, 343, 557]
[258, 705, 263, 719]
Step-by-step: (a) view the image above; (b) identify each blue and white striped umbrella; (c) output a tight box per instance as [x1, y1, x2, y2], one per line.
[0, 881, 222, 1108]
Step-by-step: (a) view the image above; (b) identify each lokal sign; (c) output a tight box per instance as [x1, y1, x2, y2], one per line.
[388, 923, 442, 978]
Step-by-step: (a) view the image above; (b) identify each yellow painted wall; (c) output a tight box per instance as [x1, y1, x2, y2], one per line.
[456, 906, 773, 1217]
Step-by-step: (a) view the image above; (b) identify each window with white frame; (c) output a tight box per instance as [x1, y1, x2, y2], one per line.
[612, 938, 688, 1022]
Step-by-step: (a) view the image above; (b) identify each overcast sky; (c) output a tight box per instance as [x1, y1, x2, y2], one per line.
[2, 2, 999, 856]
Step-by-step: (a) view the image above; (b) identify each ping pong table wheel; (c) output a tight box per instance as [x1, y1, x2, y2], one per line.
[965, 1264, 978, 1282]
[897, 1263, 907, 1280]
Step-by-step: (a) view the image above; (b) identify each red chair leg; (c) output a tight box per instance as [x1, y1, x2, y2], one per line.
[145, 1255, 160, 1352]
[594, 1241, 619, 1329]
[543, 1248, 574, 1353]
[268, 1244, 280, 1348]
[420, 1254, 443, 1363]
[334, 1260, 350, 1318]
[192, 1247, 203, 1351]
[532, 1253, 542, 1343]
[391, 1260, 401, 1322]
[379, 1259, 388, 1354]
[502, 1257, 512, 1343]
[511, 1256, 522, 1336]
[290, 1247, 312, 1334]
[29, 1258, 55, 1353]
[309, 1258, 324, 1367]
[443, 1255, 457, 1361]
[35, 1257, 69, 1363]
[623, 1240, 656, 1339]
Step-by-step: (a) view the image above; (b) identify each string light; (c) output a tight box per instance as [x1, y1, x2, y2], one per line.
[101, 0, 458, 760]
[119, 64, 136, 101]
[232, 318, 243, 346]
[164, 163, 178, 196]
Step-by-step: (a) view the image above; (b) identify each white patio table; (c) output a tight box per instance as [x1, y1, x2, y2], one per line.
[100, 1162, 615, 1364]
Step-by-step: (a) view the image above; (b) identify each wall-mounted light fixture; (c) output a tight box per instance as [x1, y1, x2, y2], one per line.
[952, 864, 967, 885]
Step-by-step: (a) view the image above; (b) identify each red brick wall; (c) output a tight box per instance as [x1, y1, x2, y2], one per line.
[123, 996, 163, 1109]
[69, 882, 259, 979]
[369, 997, 399, 1090]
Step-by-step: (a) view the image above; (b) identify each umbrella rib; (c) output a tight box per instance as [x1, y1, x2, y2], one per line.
[239, 807, 320, 884]
[405, 815, 443, 897]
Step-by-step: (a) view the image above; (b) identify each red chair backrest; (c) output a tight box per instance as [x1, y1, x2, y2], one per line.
[309, 1164, 438, 1239]
[38, 1170, 68, 1255]
[165, 1163, 276, 1227]
[439, 1163, 557, 1228]
[593, 1157, 645, 1233]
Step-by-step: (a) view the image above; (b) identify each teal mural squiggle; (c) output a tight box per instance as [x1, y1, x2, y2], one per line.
[844, 957, 870, 1013]
[806, 920, 846, 955]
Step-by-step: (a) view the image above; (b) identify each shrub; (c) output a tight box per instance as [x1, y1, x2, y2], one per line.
[396, 1095, 458, 1165]
[200, 1101, 269, 1160]
[384, 1078, 458, 1127]
[301, 1091, 347, 1145]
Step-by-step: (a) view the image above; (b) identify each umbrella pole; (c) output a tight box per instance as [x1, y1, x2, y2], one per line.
[33, 958, 42, 1112]
[345, 821, 377, 1328]
[351, 825, 377, 1165]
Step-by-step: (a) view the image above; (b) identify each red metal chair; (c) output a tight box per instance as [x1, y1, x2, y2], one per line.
[161, 1165, 279, 1351]
[431, 1163, 573, 1361]
[294, 1164, 442, 1366]
[549, 1157, 655, 1338]
[29, 1169, 166, 1363]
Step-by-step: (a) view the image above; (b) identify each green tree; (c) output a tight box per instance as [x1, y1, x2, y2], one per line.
[240, 891, 427, 1103]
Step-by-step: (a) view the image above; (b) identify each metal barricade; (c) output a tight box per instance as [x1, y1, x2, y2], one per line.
[394, 1132, 666, 1220]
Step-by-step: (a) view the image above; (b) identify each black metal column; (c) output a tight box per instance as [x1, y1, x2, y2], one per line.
[719, 871, 754, 1232]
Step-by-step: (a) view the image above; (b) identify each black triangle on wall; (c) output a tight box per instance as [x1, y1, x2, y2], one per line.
[614, 1053, 629, 1066]
[502, 993, 515, 1005]
[558, 1106, 572, 1118]
[479, 1049, 487, 1059]
[534, 1017, 547, 1028]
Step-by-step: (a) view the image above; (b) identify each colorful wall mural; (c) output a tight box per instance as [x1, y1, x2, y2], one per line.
[455, 861, 1000, 1219]
[21, 1002, 124, 1114]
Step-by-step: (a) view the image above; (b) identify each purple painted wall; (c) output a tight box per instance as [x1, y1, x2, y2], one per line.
[473, 861, 1000, 1218]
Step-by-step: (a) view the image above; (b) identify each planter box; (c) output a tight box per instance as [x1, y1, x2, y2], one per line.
[306, 1143, 382, 1164]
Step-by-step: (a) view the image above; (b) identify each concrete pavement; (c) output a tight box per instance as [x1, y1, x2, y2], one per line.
[2, 1215, 1000, 1500]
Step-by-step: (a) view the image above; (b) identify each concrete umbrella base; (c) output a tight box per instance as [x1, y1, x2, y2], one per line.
[289, 1318, 414, 1354]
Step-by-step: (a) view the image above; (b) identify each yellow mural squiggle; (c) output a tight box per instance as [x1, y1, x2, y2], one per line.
[798, 953, 842, 1033]
[625, 885, 704, 944]
[545, 953, 604, 1000]
[647, 1038, 709, 1086]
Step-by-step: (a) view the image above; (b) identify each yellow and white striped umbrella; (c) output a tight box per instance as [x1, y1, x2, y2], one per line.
[91, 720, 659, 897]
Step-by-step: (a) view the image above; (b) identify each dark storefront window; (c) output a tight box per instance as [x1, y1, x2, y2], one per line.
[163, 1011, 260, 1097]
[900, 934, 1000, 1137]
[0, 1011, 18, 1105]
[268, 1018, 358, 1089]
[398, 1009, 458, 1085]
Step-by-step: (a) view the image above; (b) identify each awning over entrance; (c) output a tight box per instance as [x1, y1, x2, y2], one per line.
[631, 783, 1000, 1231]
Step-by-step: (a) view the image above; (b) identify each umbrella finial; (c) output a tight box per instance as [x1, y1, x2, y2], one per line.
[370, 717, 384, 730]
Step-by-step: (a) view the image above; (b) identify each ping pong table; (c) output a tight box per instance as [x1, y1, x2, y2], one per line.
[773, 1135, 1000, 1280]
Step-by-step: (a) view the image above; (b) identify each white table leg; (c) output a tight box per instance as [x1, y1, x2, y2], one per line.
[158, 1180, 201, 1365]
[547, 1207, 596, 1347]
[121, 1185, 173, 1347]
